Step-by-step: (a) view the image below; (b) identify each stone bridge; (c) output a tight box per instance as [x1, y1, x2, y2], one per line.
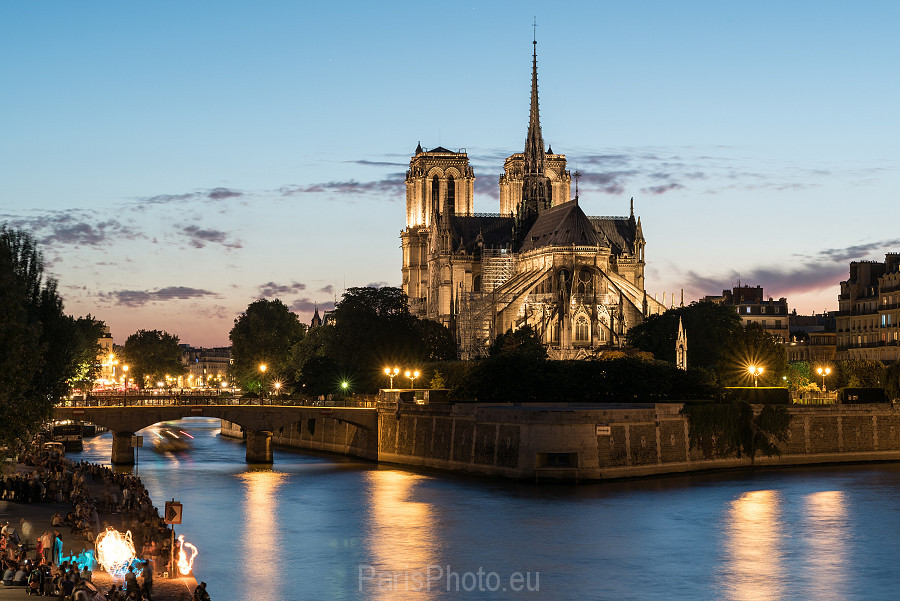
[53, 404, 378, 465]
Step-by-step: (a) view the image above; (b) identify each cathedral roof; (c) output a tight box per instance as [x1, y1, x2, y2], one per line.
[589, 217, 637, 255]
[518, 200, 601, 253]
[426, 146, 457, 154]
[445, 215, 515, 253]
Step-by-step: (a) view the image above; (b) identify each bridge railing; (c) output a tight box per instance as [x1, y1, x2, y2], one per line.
[55, 395, 377, 409]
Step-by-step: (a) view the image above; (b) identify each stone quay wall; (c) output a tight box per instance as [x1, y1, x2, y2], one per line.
[220, 414, 378, 461]
[223, 402, 900, 481]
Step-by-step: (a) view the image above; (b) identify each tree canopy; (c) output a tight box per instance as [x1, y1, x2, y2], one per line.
[229, 298, 306, 393]
[0, 226, 93, 448]
[123, 329, 184, 389]
[626, 301, 743, 369]
[290, 286, 456, 394]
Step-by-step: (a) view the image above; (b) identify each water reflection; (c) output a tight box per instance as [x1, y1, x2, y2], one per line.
[237, 470, 289, 601]
[722, 490, 783, 601]
[803, 491, 847, 600]
[364, 470, 438, 600]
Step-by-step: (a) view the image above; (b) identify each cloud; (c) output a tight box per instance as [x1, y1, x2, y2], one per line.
[319, 285, 334, 294]
[813, 240, 900, 263]
[678, 239, 900, 302]
[279, 176, 404, 198]
[349, 159, 407, 168]
[181, 225, 242, 249]
[365, 281, 389, 288]
[258, 281, 307, 298]
[139, 187, 243, 205]
[102, 286, 217, 307]
[4, 212, 128, 247]
[641, 183, 684, 195]
[289, 298, 335, 313]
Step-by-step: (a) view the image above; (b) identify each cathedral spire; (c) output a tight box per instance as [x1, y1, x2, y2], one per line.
[515, 32, 552, 245]
[524, 37, 546, 177]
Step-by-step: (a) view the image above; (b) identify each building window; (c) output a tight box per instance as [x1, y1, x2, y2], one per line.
[446, 174, 455, 212]
[575, 316, 590, 342]
[432, 175, 439, 208]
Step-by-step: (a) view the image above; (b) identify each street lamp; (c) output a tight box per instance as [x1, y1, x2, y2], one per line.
[384, 367, 400, 389]
[405, 370, 420, 389]
[817, 366, 832, 392]
[122, 365, 129, 406]
[259, 364, 267, 400]
[273, 381, 282, 400]
[748, 365, 764, 387]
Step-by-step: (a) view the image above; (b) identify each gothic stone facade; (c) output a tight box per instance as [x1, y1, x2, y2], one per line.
[400, 42, 663, 359]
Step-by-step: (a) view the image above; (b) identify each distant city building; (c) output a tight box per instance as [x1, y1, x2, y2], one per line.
[97, 325, 115, 382]
[400, 40, 663, 359]
[703, 285, 790, 342]
[310, 306, 336, 328]
[180, 346, 232, 388]
[836, 253, 900, 362]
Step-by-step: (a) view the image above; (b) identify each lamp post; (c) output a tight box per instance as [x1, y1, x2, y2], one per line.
[748, 365, 764, 387]
[122, 365, 129, 407]
[817, 366, 831, 392]
[259, 364, 267, 401]
[405, 370, 420, 389]
[273, 381, 281, 401]
[384, 367, 400, 389]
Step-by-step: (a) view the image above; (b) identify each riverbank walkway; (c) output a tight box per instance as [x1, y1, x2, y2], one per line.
[0, 464, 198, 601]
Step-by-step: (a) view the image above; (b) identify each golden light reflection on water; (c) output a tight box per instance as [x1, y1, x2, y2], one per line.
[237, 470, 288, 601]
[364, 470, 439, 600]
[804, 491, 847, 600]
[722, 490, 783, 601]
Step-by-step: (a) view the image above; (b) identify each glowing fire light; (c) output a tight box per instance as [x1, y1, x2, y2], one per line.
[95, 527, 136, 578]
[177, 535, 198, 575]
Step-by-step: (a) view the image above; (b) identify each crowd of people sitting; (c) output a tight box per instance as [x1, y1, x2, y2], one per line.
[0, 443, 208, 600]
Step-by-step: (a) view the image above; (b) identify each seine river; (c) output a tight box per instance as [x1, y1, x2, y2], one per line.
[76, 418, 900, 601]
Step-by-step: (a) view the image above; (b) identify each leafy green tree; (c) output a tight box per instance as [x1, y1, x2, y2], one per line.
[885, 362, 900, 401]
[123, 329, 184, 389]
[839, 358, 884, 388]
[785, 361, 813, 391]
[720, 322, 787, 386]
[490, 325, 547, 360]
[68, 316, 107, 393]
[415, 319, 456, 361]
[627, 301, 742, 369]
[230, 299, 306, 393]
[0, 226, 79, 449]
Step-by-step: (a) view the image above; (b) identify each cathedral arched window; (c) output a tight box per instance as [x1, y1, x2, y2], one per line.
[431, 175, 440, 211]
[575, 315, 590, 342]
[446, 175, 455, 214]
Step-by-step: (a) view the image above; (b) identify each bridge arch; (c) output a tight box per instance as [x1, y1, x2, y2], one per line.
[53, 405, 377, 465]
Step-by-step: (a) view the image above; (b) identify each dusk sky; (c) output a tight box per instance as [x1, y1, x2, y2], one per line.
[3, 1, 898, 347]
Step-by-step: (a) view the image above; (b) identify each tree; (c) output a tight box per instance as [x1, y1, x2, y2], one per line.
[627, 301, 742, 369]
[0, 226, 74, 448]
[490, 325, 547, 360]
[720, 322, 787, 386]
[123, 329, 184, 389]
[785, 361, 813, 391]
[839, 358, 884, 388]
[415, 319, 456, 361]
[68, 316, 107, 393]
[230, 299, 306, 393]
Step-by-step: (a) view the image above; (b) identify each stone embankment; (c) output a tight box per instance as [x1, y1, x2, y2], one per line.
[222, 401, 900, 481]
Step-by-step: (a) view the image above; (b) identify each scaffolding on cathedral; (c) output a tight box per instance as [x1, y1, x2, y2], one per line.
[457, 249, 517, 359]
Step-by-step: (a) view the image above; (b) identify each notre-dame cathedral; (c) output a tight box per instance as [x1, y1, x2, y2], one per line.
[400, 41, 664, 359]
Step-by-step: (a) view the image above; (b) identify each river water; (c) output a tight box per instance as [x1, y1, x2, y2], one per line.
[74, 418, 900, 601]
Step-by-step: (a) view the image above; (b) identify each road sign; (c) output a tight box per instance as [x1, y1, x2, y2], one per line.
[165, 501, 183, 524]
[131, 436, 144, 448]
[595, 425, 611, 436]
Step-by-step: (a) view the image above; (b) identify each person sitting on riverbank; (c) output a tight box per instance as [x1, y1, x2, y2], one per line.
[12, 562, 28, 586]
[2, 562, 15, 585]
[51, 512, 65, 527]
[192, 581, 211, 601]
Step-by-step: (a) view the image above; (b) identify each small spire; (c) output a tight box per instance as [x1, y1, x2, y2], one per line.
[415, 141, 423, 154]
[630, 197, 634, 219]
[547, 144, 553, 154]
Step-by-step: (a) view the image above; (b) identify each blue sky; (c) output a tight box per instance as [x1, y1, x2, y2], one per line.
[2, 1, 898, 346]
